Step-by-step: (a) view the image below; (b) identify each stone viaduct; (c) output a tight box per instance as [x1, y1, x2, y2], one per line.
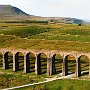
[0, 48, 90, 77]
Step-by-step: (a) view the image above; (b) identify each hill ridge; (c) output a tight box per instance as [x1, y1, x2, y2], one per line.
[0, 5, 29, 16]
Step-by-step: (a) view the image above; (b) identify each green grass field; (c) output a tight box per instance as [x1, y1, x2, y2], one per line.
[0, 22, 90, 89]
[0, 23, 90, 51]
[1, 74, 90, 90]
[16, 79, 90, 90]
[0, 73, 46, 89]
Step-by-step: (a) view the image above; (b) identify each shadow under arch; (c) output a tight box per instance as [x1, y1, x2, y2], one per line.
[25, 52, 36, 73]
[65, 54, 76, 75]
[0, 52, 3, 67]
[29, 52, 36, 73]
[37, 53, 47, 75]
[78, 55, 89, 76]
[15, 52, 24, 71]
[52, 54, 63, 75]
[6, 52, 13, 69]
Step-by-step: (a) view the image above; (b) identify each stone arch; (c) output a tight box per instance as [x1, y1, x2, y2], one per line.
[3, 51, 13, 70]
[0, 52, 3, 67]
[64, 54, 76, 75]
[37, 51, 48, 57]
[52, 54, 63, 75]
[78, 55, 89, 76]
[36, 53, 47, 75]
[14, 52, 24, 71]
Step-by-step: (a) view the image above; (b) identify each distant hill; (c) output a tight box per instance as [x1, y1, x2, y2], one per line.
[42, 17, 84, 24]
[0, 5, 86, 24]
[0, 5, 29, 16]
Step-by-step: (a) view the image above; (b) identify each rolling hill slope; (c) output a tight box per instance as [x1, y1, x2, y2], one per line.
[0, 5, 85, 24]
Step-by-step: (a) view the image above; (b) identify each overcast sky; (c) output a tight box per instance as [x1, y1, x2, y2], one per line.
[0, 0, 90, 20]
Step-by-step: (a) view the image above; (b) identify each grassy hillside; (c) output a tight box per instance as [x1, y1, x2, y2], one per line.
[17, 79, 90, 90]
[0, 73, 45, 89]
[0, 22, 90, 89]
[0, 23, 90, 51]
